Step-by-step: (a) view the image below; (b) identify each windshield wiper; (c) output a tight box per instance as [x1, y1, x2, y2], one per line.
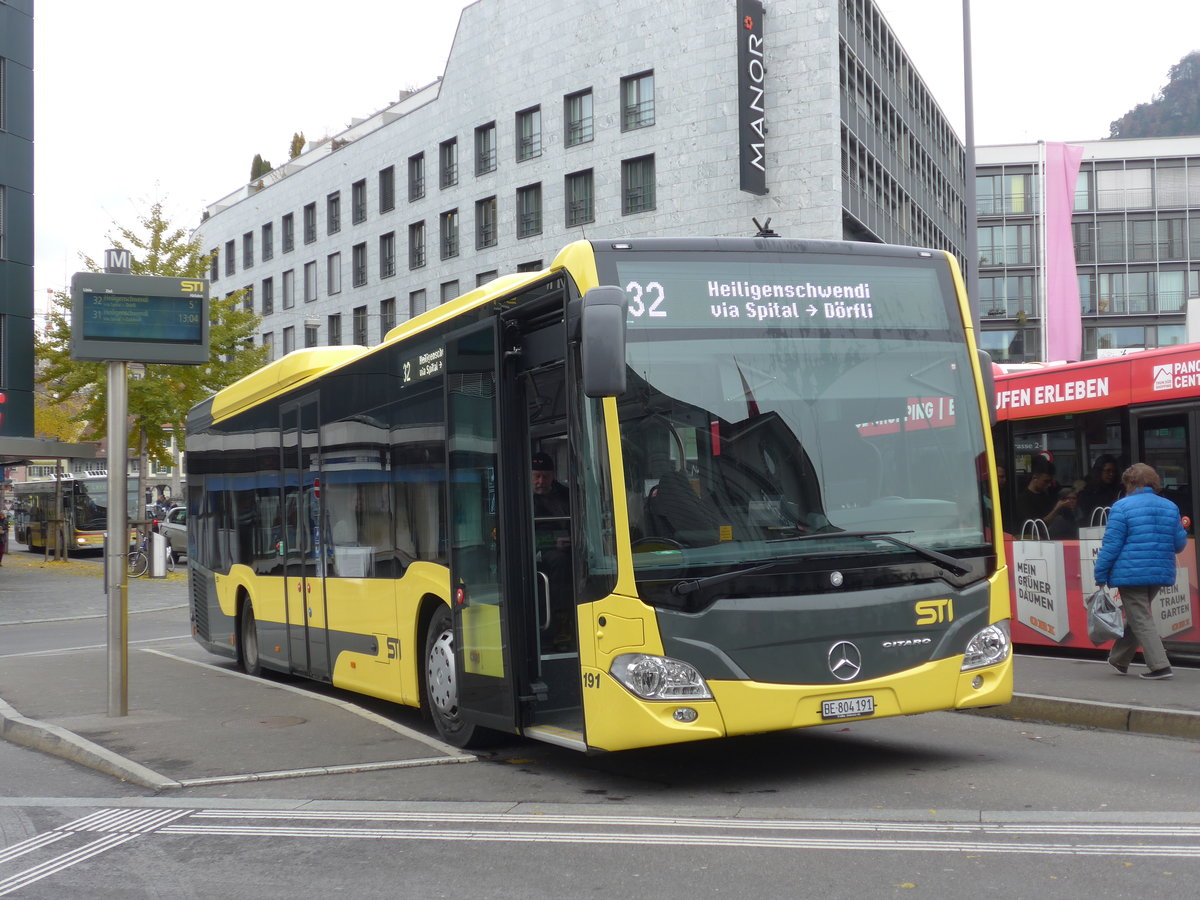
[671, 530, 971, 598]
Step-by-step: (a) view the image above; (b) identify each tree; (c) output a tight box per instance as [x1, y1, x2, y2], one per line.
[250, 153, 273, 181]
[1109, 51, 1200, 138]
[289, 131, 306, 159]
[36, 201, 267, 503]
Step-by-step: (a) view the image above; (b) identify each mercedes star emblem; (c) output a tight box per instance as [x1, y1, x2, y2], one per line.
[828, 640, 863, 681]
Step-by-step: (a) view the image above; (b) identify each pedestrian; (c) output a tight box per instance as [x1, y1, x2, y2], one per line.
[1092, 463, 1187, 680]
[0, 509, 8, 566]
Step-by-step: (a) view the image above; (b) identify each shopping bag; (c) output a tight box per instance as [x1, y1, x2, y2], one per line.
[1085, 586, 1124, 645]
[1012, 519, 1069, 642]
[1078, 507, 1108, 594]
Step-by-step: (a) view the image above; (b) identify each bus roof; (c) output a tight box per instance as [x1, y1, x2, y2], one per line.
[995, 343, 1200, 421]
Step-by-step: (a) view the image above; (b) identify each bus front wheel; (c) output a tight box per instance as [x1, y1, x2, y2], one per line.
[238, 600, 262, 677]
[424, 605, 492, 749]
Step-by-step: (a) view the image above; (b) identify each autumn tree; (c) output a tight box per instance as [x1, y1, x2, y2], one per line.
[36, 201, 267, 506]
[250, 153, 273, 181]
[289, 131, 306, 159]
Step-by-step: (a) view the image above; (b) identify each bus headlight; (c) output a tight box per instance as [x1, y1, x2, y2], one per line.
[610, 654, 713, 701]
[961, 620, 1011, 671]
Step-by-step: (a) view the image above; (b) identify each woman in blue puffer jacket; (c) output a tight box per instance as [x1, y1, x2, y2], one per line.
[1093, 463, 1187, 680]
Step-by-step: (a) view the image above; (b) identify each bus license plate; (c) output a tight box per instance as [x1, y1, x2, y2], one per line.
[821, 696, 875, 719]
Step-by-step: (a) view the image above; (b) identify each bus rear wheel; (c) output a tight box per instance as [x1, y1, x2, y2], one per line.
[239, 600, 262, 677]
[424, 605, 493, 749]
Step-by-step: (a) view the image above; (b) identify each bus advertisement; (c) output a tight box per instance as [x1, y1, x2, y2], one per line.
[186, 237, 1012, 753]
[994, 343, 1200, 658]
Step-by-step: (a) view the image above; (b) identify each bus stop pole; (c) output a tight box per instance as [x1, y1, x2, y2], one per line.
[106, 360, 129, 717]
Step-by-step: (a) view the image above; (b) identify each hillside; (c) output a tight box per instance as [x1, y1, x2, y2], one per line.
[1108, 51, 1200, 139]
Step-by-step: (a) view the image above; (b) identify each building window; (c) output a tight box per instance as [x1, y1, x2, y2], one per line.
[282, 269, 295, 308]
[304, 260, 317, 302]
[409, 289, 426, 318]
[622, 155, 656, 214]
[565, 169, 594, 227]
[379, 165, 395, 212]
[475, 196, 497, 249]
[303, 203, 317, 243]
[282, 213, 295, 252]
[565, 89, 594, 147]
[440, 210, 459, 259]
[305, 323, 320, 348]
[441, 280, 460, 304]
[352, 178, 367, 224]
[380, 297, 396, 334]
[379, 231, 396, 278]
[353, 305, 368, 345]
[516, 184, 542, 238]
[475, 122, 497, 176]
[352, 242, 367, 286]
[328, 314, 342, 346]
[209, 248, 219, 282]
[408, 152, 426, 201]
[224, 239, 236, 276]
[283, 325, 295, 354]
[242, 285, 254, 312]
[242, 231, 254, 268]
[261, 222, 274, 261]
[621, 70, 655, 130]
[440, 138, 459, 189]
[327, 191, 341, 234]
[516, 260, 543, 273]
[262, 331, 275, 362]
[517, 106, 542, 161]
[409, 221, 426, 269]
[262, 277, 274, 315]
[476, 270, 498, 286]
[327, 252, 342, 294]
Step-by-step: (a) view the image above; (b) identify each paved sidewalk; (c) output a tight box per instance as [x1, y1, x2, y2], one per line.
[2, 548, 1199, 790]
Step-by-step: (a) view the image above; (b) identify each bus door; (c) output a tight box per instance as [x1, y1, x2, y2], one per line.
[281, 394, 331, 681]
[445, 321, 518, 735]
[1132, 407, 1200, 650]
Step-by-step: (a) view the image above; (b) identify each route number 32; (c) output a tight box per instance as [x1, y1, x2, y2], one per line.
[625, 281, 667, 318]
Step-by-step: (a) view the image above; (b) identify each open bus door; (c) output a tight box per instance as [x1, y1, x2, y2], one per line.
[444, 306, 585, 749]
[1131, 407, 1200, 654]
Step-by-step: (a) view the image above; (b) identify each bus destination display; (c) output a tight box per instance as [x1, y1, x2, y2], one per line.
[613, 258, 951, 331]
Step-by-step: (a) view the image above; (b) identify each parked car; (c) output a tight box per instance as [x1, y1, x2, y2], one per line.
[160, 506, 187, 561]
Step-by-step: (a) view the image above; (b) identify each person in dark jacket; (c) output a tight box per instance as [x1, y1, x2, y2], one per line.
[1092, 463, 1187, 680]
[1078, 454, 1121, 522]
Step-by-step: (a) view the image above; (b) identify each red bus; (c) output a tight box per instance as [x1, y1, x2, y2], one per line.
[993, 344, 1200, 659]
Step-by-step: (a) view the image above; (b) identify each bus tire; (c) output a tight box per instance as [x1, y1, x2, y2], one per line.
[239, 599, 262, 677]
[423, 604, 492, 749]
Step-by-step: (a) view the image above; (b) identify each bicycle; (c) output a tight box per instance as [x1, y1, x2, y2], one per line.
[127, 528, 175, 578]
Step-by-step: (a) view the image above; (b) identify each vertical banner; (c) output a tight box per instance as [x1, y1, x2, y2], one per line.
[737, 0, 767, 195]
[1044, 142, 1085, 362]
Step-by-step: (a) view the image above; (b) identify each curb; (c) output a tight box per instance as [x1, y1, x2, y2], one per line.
[965, 691, 1200, 740]
[0, 697, 180, 791]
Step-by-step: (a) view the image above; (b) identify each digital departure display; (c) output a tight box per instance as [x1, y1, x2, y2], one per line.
[81, 292, 204, 343]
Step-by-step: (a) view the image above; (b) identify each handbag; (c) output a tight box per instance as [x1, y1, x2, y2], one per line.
[1085, 586, 1124, 645]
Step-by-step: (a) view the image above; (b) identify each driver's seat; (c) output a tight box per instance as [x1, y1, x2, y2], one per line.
[645, 471, 722, 545]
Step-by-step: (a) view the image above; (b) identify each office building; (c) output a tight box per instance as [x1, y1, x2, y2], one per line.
[194, 0, 967, 356]
[977, 137, 1200, 362]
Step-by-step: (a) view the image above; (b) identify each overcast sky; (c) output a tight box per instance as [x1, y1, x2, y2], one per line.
[31, 0, 1200, 305]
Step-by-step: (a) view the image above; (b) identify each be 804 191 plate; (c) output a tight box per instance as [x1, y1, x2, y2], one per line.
[821, 695, 875, 720]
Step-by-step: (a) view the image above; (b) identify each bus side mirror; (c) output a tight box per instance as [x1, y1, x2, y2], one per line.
[580, 285, 628, 398]
[978, 348, 996, 428]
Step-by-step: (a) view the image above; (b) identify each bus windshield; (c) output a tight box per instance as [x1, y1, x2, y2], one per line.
[606, 249, 990, 579]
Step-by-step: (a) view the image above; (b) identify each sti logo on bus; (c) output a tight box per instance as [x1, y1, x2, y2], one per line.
[915, 599, 954, 626]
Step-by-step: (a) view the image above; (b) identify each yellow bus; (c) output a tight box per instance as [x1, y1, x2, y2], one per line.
[12, 474, 140, 554]
[186, 237, 1012, 752]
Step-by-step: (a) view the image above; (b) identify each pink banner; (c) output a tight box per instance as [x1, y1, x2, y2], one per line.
[1044, 142, 1085, 362]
